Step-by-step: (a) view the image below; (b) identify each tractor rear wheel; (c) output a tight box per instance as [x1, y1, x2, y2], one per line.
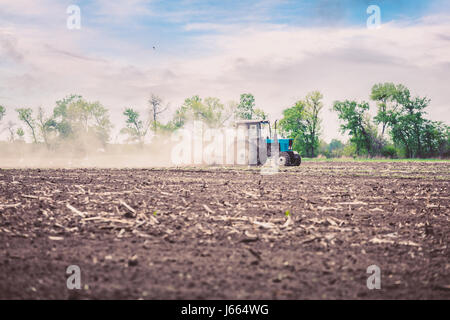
[293, 153, 301, 166]
[278, 152, 291, 166]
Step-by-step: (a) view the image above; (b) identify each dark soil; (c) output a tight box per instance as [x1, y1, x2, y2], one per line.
[0, 162, 449, 299]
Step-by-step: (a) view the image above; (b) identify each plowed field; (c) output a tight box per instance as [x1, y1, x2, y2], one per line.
[0, 161, 449, 299]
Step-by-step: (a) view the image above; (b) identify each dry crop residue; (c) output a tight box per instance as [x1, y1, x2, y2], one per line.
[0, 161, 449, 299]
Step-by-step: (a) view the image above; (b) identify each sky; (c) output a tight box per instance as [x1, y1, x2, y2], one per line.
[1, 0, 449, 142]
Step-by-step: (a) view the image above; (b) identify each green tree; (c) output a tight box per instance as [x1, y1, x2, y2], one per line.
[370, 83, 447, 158]
[16, 128, 25, 141]
[53, 94, 82, 138]
[279, 100, 307, 154]
[169, 104, 188, 130]
[0, 105, 5, 122]
[253, 108, 268, 120]
[329, 139, 344, 152]
[332, 100, 373, 156]
[420, 120, 447, 157]
[16, 108, 38, 143]
[235, 93, 255, 120]
[328, 139, 346, 158]
[370, 83, 402, 136]
[121, 108, 149, 144]
[303, 91, 323, 157]
[54, 94, 82, 118]
[318, 139, 329, 157]
[171, 95, 234, 128]
[279, 91, 323, 157]
[89, 102, 113, 145]
[52, 95, 112, 145]
[387, 86, 430, 158]
[318, 139, 346, 158]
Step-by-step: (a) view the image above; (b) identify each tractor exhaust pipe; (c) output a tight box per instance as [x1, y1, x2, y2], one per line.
[273, 120, 278, 142]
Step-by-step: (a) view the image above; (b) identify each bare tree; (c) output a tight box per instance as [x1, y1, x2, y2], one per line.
[6, 121, 16, 142]
[148, 94, 168, 133]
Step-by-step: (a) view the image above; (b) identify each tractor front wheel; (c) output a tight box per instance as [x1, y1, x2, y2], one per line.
[278, 152, 291, 166]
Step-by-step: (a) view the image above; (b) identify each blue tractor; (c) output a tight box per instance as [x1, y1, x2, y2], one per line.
[235, 120, 301, 166]
[265, 120, 301, 166]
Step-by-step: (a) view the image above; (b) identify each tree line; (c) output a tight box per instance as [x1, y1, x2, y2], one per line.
[0, 95, 112, 151]
[0, 83, 448, 158]
[278, 83, 449, 159]
[331, 83, 449, 158]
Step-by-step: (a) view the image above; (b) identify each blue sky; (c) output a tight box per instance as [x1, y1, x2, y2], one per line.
[80, 0, 437, 26]
[69, 0, 441, 52]
[0, 0, 449, 142]
[1, 0, 445, 57]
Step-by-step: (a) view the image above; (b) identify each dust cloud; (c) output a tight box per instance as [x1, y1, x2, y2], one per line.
[0, 136, 173, 169]
[0, 121, 267, 168]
